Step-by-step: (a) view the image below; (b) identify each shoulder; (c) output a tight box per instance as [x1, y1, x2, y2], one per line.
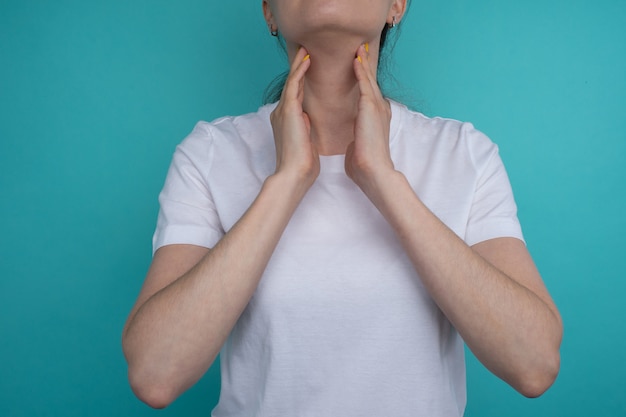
[390, 101, 499, 168]
[391, 100, 492, 146]
[175, 104, 276, 161]
[184, 104, 275, 146]
[209, 103, 275, 136]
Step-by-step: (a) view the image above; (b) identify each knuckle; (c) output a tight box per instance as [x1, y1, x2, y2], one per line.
[285, 76, 300, 89]
[282, 101, 300, 114]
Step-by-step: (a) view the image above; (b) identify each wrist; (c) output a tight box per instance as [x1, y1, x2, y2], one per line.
[361, 169, 413, 211]
[354, 165, 402, 198]
[265, 169, 316, 201]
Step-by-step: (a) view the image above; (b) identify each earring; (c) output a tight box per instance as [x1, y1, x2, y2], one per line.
[388, 16, 397, 29]
[269, 25, 278, 37]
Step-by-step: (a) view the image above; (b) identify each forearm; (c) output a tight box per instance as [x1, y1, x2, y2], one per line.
[363, 169, 562, 396]
[123, 173, 310, 406]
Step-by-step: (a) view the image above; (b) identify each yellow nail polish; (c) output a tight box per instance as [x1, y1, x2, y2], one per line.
[365, 42, 369, 53]
[357, 56, 362, 63]
[303, 54, 310, 61]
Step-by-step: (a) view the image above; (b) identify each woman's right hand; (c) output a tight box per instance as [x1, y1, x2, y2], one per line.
[270, 47, 319, 186]
[124, 50, 322, 411]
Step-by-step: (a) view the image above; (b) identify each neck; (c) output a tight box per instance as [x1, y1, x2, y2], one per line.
[287, 36, 380, 155]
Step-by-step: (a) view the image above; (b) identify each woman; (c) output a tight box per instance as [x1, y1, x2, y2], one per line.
[122, 0, 562, 415]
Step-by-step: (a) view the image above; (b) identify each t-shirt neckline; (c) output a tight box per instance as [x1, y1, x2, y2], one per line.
[264, 99, 404, 174]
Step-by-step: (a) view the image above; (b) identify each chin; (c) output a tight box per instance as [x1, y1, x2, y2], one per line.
[277, 2, 385, 44]
[283, 20, 382, 49]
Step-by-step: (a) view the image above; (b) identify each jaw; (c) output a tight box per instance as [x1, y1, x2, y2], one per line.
[284, 25, 383, 66]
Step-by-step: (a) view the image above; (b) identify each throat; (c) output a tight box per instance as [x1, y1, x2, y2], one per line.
[301, 51, 361, 155]
[304, 85, 359, 156]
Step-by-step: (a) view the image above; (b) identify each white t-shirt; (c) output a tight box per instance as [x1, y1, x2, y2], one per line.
[153, 101, 524, 417]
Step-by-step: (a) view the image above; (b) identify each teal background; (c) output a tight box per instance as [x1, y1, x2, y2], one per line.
[1, 0, 624, 416]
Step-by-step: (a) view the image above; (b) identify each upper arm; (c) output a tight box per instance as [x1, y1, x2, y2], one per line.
[123, 244, 210, 336]
[152, 124, 224, 254]
[472, 237, 561, 325]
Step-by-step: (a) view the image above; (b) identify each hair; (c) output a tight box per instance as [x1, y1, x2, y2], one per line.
[262, 2, 410, 104]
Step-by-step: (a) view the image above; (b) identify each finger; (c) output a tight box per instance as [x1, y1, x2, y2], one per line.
[354, 45, 374, 87]
[288, 46, 310, 75]
[354, 46, 377, 100]
[282, 48, 311, 103]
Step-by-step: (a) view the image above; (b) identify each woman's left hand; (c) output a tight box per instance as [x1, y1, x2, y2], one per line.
[345, 43, 396, 197]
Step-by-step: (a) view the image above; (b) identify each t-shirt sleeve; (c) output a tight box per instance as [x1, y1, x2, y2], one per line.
[152, 123, 224, 254]
[464, 126, 525, 246]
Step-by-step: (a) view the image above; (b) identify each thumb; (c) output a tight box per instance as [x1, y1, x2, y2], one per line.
[303, 111, 311, 134]
[344, 141, 356, 178]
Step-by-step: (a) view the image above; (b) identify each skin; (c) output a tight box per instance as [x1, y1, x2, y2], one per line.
[122, 0, 562, 409]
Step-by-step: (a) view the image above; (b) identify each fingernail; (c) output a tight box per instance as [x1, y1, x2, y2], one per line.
[365, 42, 369, 53]
[357, 56, 362, 63]
[303, 54, 310, 62]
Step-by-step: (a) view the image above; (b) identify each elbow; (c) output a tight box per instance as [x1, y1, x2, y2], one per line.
[515, 349, 561, 398]
[513, 313, 563, 398]
[128, 367, 178, 409]
[123, 332, 178, 409]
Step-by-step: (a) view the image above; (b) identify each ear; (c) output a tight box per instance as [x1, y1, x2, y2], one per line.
[387, 0, 408, 25]
[262, 0, 275, 28]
